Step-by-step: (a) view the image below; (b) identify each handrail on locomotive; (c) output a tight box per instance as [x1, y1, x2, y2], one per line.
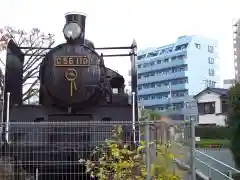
[17, 17, 139, 138]
[18, 36, 139, 142]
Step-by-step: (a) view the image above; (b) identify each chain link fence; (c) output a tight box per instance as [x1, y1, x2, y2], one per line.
[0, 120, 188, 180]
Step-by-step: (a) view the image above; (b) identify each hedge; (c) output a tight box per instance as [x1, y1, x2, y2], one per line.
[196, 139, 230, 148]
[195, 126, 232, 139]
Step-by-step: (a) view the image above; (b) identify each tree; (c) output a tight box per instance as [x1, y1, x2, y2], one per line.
[140, 109, 161, 121]
[228, 83, 240, 168]
[0, 26, 55, 102]
[227, 83, 240, 127]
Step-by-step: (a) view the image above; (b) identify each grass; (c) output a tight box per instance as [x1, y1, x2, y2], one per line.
[196, 139, 230, 148]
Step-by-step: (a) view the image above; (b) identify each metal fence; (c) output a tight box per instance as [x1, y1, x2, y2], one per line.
[174, 120, 240, 180]
[1, 119, 238, 180]
[0, 120, 184, 180]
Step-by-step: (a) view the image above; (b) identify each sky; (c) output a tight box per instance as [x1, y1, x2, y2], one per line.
[0, 0, 240, 88]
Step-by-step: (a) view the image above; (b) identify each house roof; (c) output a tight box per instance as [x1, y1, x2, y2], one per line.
[193, 87, 229, 99]
[208, 88, 229, 96]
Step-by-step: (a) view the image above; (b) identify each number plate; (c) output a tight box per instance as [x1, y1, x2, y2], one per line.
[54, 56, 90, 67]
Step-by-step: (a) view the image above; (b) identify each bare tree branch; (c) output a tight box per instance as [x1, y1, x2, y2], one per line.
[23, 67, 40, 83]
[23, 39, 54, 72]
[0, 26, 55, 102]
[0, 58, 5, 66]
[22, 79, 39, 99]
[22, 83, 40, 102]
[0, 69, 4, 96]
[23, 82, 40, 87]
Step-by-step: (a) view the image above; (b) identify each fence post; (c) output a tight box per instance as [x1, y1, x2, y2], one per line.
[228, 170, 232, 178]
[145, 118, 151, 180]
[132, 92, 136, 143]
[208, 166, 212, 179]
[35, 168, 39, 180]
[6, 92, 10, 143]
[190, 116, 196, 180]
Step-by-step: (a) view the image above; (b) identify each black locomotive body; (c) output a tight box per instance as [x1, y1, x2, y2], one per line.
[7, 42, 132, 169]
[1, 12, 138, 179]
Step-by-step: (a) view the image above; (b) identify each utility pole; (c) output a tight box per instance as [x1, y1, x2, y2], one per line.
[184, 100, 197, 180]
[138, 98, 144, 142]
[190, 115, 196, 180]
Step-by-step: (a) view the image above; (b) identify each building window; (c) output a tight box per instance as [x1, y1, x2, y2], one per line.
[209, 69, 215, 76]
[221, 100, 228, 114]
[208, 57, 214, 64]
[195, 43, 201, 49]
[208, 45, 214, 53]
[198, 102, 215, 114]
[137, 54, 146, 60]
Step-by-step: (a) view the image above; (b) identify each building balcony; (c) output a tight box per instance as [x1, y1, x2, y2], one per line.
[156, 107, 198, 117]
[158, 108, 184, 116]
[138, 83, 186, 96]
[138, 59, 185, 74]
[137, 49, 187, 64]
[138, 71, 186, 85]
[141, 96, 187, 107]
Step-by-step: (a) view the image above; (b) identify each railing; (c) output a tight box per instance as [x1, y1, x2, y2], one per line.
[171, 140, 239, 180]
[173, 120, 239, 180]
[195, 149, 240, 180]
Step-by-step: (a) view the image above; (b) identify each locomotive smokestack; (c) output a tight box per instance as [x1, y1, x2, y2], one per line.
[63, 12, 87, 44]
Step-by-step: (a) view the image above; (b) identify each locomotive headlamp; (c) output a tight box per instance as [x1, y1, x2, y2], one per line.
[64, 12, 86, 44]
[63, 22, 82, 40]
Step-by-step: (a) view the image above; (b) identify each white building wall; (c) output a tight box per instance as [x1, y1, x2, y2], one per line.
[186, 36, 219, 95]
[223, 79, 235, 89]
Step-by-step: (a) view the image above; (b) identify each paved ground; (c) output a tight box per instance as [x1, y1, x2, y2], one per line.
[195, 148, 236, 180]
[173, 145, 237, 180]
[168, 141, 237, 180]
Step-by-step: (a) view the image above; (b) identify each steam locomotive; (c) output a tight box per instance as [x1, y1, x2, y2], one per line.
[1, 12, 138, 179]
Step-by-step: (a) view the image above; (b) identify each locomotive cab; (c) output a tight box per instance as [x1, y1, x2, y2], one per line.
[106, 67, 125, 93]
[105, 68, 129, 105]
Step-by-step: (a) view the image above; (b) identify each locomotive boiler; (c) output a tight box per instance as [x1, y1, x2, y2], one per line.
[1, 12, 139, 180]
[40, 39, 109, 109]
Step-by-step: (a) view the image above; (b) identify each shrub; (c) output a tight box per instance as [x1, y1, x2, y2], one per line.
[197, 139, 230, 148]
[80, 126, 182, 180]
[195, 126, 232, 139]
